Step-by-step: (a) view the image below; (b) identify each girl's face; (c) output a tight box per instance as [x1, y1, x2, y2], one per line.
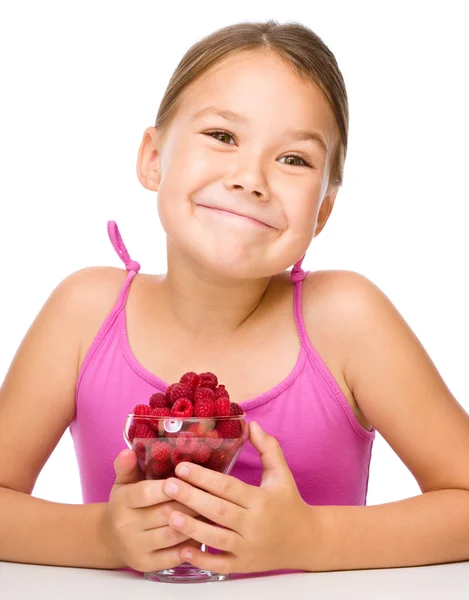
[138, 51, 339, 279]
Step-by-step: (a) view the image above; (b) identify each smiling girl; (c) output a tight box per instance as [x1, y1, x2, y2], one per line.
[1, 19, 469, 580]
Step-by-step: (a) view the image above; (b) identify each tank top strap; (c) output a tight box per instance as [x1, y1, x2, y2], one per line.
[107, 221, 141, 273]
[290, 253, 311, 350]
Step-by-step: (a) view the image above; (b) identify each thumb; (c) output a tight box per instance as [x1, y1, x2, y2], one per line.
[249, 422, 291, 488]
[113, 449, 143, 487]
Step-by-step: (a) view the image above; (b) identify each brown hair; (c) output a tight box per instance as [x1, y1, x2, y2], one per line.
[154, 19, 349, 188]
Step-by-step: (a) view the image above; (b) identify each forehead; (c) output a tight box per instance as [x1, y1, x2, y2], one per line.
[176, 51, 337, 146]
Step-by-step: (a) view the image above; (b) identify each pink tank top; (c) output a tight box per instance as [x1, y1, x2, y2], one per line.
[69, 221, 375, 575]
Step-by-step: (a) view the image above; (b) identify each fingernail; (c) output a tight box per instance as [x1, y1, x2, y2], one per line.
[183, 550, 193, 560]
[177, 465, 189, 477]
[172, 515, 185, 527]
[165, 482, 179, 496]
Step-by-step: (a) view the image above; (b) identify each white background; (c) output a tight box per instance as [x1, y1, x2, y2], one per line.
[0, 1, 467, 507]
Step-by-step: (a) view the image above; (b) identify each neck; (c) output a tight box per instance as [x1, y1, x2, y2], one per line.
[159, 242, 273, 340]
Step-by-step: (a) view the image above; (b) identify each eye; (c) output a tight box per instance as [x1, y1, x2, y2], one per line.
[203, 130, 313, 167]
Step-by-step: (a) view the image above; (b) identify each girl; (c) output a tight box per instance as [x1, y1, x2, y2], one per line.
[1, 19, 469, 580]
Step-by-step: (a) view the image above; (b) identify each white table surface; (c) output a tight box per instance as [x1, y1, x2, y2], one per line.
[2, 560, 469, 600]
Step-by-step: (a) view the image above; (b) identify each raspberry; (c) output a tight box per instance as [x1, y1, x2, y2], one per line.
[214, 385, 230, 400]
[134, 423, 154, 439]
[188, 421, 215, 437]
[229, 402, 244, 416]
[149, 392, 168, 409]
[150, 407, 171, 417]
[216, 420, 242, 439]
[179, 371, 200, 389]
[133, 404, 151, 424]
[171, 448, 193, 467]
[128, 423, 137, 442]
[197, 372, 218, 390]
[150, 441, 172, 462]
[165, 383, 178, 406]
[204, 428, 224, 449]
[171, 383, 194, 403]
[214, 397, 230, 417]
[193, 443, 211, 464]
[175, 431, 199, 454]
[193, 398, 215, 417]
[150, 459, 173, 478]
[206, 449, 230, 472]
[149, 407, 171, 430]
[134, 441, 147, 462]
[171, 398, 193, 418]
[193, 387, 215, 403]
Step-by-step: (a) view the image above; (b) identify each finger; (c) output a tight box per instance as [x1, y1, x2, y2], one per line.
[163, 477, 244, 530]
[113, 449, 144, 487]
[179, 545, 232, 575]
[140, 523, 196, 552]
[143, 538, 203, 573]
[137, 500, 201, 531]
[174, 462, 254, 508]
[125, 479, 172, 509]
[249, 421, 292, 487]
[168, 511, 239, 553]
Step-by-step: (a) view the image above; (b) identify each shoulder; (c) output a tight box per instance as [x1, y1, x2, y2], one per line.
[300, 267, 400, 388]
[53, 266, 129, 316]
[53, 266, 130, 366]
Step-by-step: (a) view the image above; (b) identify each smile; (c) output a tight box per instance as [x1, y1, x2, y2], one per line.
[196, 205, 273, 229]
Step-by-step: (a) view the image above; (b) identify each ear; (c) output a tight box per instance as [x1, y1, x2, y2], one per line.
[136, 126, 163, 192]
[314, 186, 339, 237]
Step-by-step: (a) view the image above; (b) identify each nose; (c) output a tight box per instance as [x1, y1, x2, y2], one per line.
[223, 154, 269, 200]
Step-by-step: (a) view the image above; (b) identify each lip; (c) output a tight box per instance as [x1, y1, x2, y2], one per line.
[197, 204, 272, 228]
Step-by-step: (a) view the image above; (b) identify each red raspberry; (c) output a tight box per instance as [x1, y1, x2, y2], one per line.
[179, 371, 200, 389]
[149, 407, 171, 430]
[206, 449, 230, 472]
[193, 387, 215, 403]
[150, 459, 173, 478]
[197, 372, 218, 390]
[171, 398, 193, 418]
[188, 421, 215, 437]
[134, 441, 147, 462]
[214, 397, 230, 417]
[175, 431, 199, 454]
[133, 404, 151, 423]
[216, 420, 242, 439]
[171, 383, 194, 403]
[128, 423, 137, 442]
[165, 383, 178, 406]
[149, 392, 169, 409]
[193, 443, 211, 464]
[150, 441, 172, 462]
[193, 398, 215, 417]
[214, 385, 230, 400]
[204, 428, 224, 449]
[229, 402, 244, 416]
[134, 423, 154, 439]
[171, 448, 193, 467]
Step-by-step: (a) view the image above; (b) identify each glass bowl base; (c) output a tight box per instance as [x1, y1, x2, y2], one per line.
[144, 561, 228, 583]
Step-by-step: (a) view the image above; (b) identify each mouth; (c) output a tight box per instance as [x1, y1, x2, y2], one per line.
[196, 205, 273, 229]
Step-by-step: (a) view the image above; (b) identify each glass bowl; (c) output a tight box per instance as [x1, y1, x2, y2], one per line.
[123, 413, 249, 583]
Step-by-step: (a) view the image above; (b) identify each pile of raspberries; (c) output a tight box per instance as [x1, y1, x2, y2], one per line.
[128, 371, 245, 475]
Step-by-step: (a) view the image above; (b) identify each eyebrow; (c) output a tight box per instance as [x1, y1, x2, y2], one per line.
[190, 105, 328, 154]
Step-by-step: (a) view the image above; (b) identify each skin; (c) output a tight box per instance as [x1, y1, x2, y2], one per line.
[2, 47, 467, 575]
[136, 50, 340, 338]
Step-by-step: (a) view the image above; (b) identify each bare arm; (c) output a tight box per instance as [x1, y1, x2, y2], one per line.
[302, 271, 469, 571]
[0, 268, 126, 568]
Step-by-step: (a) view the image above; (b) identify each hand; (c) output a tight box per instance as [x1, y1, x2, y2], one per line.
[163, 421, 314, 574]
[102, 449, 202, 573]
